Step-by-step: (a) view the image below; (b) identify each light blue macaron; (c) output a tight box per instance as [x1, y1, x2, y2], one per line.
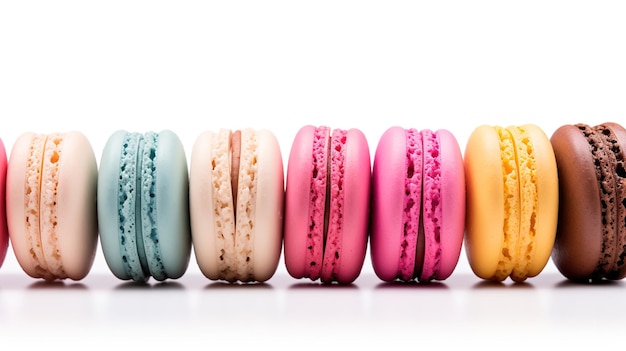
[98, 130, 191, 282]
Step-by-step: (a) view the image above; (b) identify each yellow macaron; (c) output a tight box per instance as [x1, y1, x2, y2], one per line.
[464, 124, 558, 282]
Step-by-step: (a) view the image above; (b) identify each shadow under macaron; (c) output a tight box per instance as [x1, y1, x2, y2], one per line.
[114, 280, 185, 291]
[204, 281, 274, 290]
[375, 280, 449, 290]
[27, 280, 88, 290]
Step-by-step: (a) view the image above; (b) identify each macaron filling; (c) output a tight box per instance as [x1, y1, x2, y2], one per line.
[304, 126, 329, 280]
[421, 129, 442, 281]
[25, 134, 51, 279]
[118, 132, 148, 281]
[230, 130, 241, 209]
[601, 125, 626, 279]
[495, 126, 520, 281]
[40, 134, 67, 280]
[24, 134, 67, 280]
[487, 125, 542, 282]
[508, 126, 538, 282]
[399, 128, 422, 281]
[140, 132, 166, 281]
[211, 129, 236, 280]
[117, 132, 168, 282]
[579, 124, 623, 279]
[210, 129, 257, 282]
[321, 128, 347, 282]
[303, 126, 349, 283]
[234, 129, 257, 281]
[601, 126, 626, 280]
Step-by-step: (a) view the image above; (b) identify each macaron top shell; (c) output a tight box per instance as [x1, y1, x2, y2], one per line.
[464, 125, 506, 280]
[249, 129, 284, 281]
[284, 126, 329, 281]
[98, 130, 191, 282]
[190, 128, 284, 283]
[153, 131, 192, 279]
[284, 125, 370, 284]
[99, 131, 142, 281]
[521, 124, 559, 278]
[435, 129, 465, 280]
[284, 125, 326, 281]
[7, 131, 98, 280]
[327, 128, 370, 284]
[371, 126, 416, 281]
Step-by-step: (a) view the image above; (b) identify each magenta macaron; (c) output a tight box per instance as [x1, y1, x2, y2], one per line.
[284, 125, 371, 284]
[0, 138, 7, 269]
[371, 127, 465, 282]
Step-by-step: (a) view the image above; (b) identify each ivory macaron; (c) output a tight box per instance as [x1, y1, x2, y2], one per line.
[190, 128, 284, 283]
[7, 131, 98, 281]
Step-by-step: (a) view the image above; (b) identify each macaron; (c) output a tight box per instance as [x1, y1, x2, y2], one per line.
[550, 123, 626, 282]
[284, 125, 371, 284]
[189, 128, 284, 283]
[370, 127, 465, 282]
[98, 130, 191, 283]
[0, 139, 7, 269]
[7, 132, 98, 280]
[464, 124, 558, 282]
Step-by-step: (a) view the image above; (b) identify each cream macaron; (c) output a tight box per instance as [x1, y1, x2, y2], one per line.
[190, 128, 284, 283]
[7, 132, 98, 281]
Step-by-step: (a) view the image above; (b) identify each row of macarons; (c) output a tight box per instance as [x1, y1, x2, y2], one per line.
[0, 123, 619, 285]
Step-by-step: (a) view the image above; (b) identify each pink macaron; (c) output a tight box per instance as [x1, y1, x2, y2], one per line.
[371, 127, 465, 282]
[284, 125, 371, 284]
[0, 138, 8, 269]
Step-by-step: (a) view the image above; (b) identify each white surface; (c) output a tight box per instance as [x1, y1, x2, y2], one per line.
[0, 271, 624, 347]
[1, 0, 626, 347]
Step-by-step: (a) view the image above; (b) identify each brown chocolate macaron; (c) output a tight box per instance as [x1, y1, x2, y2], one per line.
[550, 122, 626, 282]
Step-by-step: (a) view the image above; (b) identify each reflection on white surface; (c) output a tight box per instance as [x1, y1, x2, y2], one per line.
[0, 272, 625, 347]
[0, 243, 620, 348]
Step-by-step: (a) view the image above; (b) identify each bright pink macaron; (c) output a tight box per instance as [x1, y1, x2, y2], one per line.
[371, 127, 465, 282]
[284, 125, 371, 284]
[0, 138, 8, 269]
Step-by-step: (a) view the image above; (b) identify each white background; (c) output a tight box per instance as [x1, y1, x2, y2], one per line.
[1, 0, 626, 348]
